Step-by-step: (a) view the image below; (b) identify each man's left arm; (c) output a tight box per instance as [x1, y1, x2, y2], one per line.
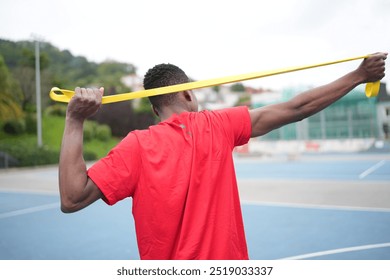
[249, 52, 387, 138]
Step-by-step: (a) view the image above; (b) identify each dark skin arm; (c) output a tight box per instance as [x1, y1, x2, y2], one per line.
[59, 87, 103, 213]
[249, 52, 387, 137]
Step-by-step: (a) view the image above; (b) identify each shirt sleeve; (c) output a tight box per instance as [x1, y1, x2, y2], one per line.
[87, 132, 141, 205]
[214, 106, 252, 147]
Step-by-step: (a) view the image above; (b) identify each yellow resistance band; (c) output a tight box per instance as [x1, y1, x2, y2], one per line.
[49, 54, 380, 104]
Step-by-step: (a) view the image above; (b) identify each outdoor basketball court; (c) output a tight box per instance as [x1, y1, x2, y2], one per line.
[0, 152, 389, 260]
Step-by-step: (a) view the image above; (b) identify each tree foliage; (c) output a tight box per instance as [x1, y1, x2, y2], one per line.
[0, 38, 156, 136]
[0, 55, 23, 122]
[0, 38, 137, 106]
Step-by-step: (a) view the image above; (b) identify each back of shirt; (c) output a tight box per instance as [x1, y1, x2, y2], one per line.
[88, 106, 252, 259]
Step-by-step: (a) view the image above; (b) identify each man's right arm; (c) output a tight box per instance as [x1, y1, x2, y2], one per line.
[59, 87, 104, 213]
[249, 52, 387, 138]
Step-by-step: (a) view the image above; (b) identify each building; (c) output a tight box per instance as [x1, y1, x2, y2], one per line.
[377, 83, 390, 140]
[247, 83, 389, 154]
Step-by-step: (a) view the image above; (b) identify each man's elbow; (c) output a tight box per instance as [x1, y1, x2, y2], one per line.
[59, 178, 102, 213]
[60, 196, 82, 213]
[60, 201, 78, 213]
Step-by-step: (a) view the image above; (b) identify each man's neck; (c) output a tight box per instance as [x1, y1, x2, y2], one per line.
[158, 107, 189, 122]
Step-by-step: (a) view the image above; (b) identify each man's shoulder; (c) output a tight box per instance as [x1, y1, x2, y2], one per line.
[197, 106, 249, 117]
[203, 106, 250, 120]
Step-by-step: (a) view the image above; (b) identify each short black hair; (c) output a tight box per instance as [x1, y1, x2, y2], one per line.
[143, 63, 189, 110]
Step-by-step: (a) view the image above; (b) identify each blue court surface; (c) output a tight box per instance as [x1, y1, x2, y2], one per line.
[0, 153, 389, 260]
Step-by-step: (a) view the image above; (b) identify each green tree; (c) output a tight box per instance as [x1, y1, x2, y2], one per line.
[0, 38, 147, 135]
[95, 61, 135, 93]
[0, 55, 23, 122]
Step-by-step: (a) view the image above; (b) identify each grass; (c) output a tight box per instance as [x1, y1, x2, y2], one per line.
[0, 115, 121, 167]
[84, 138, 120, 158]
[42, 115, 120, 158]
[42, 115, 64, 149]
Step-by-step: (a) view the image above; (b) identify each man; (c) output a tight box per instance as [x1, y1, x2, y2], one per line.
[58, 53, 386, 259]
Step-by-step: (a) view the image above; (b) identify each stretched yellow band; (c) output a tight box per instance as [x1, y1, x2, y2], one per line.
[49, 55, 380, 104]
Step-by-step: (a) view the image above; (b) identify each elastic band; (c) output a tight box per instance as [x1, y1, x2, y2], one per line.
[365, 81, 380, 98]
[49, 54, 379, 104]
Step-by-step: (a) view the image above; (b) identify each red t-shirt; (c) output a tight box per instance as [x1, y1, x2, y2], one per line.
[87, 106, 252, 259]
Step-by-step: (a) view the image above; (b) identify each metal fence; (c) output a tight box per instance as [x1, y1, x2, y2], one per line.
[259, 87, 378, 141]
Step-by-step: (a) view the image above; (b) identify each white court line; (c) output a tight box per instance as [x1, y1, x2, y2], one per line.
[0, 202, 59, 219]
[280, 242, 390, 260]
[359, 160, 386, 179]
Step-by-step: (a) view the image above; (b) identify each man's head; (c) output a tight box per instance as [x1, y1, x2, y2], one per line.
[143, 63, 198, 117]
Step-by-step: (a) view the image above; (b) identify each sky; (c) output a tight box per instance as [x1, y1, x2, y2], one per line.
[0, 0, 389, 91]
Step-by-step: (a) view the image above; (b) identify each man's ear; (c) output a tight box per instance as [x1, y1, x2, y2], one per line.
[151, 104, 159, 117]
[182, 90, 193, 102]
